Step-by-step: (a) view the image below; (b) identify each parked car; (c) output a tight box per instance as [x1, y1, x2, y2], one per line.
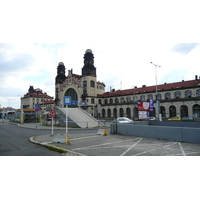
[181, 117, 194, 121]
[149, 117, 156, 120]
[113, 117, 134, 123]
[168, 117, 181, 121]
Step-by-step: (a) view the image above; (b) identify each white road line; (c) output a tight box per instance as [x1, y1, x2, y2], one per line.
[165, 151, 200, 156]
[72, 137, 140, 151]
[132, 148, 156, 156]
[178, 142, 186, 156]
[163, 142, 178, 149]
[70, 135, 100, 140]
[120, 138, 142, 156]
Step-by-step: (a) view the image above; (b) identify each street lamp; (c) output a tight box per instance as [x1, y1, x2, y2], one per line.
[18, 95, 24, 124]
[6, 98, 13, 107]
[150, 62, 161, 121]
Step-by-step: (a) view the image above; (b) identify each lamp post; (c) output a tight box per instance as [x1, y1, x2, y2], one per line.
[150, 62, 161, 121]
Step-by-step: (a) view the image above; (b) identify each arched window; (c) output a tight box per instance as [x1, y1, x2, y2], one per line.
[185, 90, 192, 98]
[120, 108, 124, 117]
[98, 99, 102, 104]
[148, 94, 153, 99]
[120, 97, 125, 103]
[140, 95, 145, 101]
[160, 106, 166, 117]
[90, 80, 95, 87]
[107, 109, 111, 118]
[127, 97, 131, 103]
[65, 88, 78, 101]
[109, 98, 113, 104]
[193, 104, 200, 118]
[83, 81, 87, 87]
[156, 93, 162, 100]
[196, 89, 200, 97]
[165, 92, 171, 99]
[126, 107, 131, 118]
[115, 98, 119, 104]
[91, 98, 94, 104]
[104, 99, 108, 104]
[174, 91, 181, 98]
[102, 109, 105, 118]
[181, 105, 188, 118]
[113, 108, 117, 118]
[169, 105, 176, 118]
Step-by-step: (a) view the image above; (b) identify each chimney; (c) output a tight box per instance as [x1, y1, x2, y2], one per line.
[195, 75, 198, 80]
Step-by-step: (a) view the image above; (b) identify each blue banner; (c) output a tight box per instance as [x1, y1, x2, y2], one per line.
[149, 98, 154, 111]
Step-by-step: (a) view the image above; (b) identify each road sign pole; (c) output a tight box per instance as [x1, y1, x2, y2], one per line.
[51, 116, 54, 136]
[36, 112, 37, 128]
[66, 105, 70, 143]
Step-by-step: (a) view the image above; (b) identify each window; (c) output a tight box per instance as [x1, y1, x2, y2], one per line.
[120, 97, 125, 103]
[148, 94, 153, 99]
[90, 80, 95, 87]
[91, 98, 94, 104]
[109, 99, 113, 104]
[83, 81, 87, 87]
[98, 99, 102, 104]
[196, 89, 200, 97]
[157, 93, 161, 100]
[140, 95, 145, 101]
[185, 90, 192, 98]
[115, 98, 119, 103]
[174, 91, 181, 98]
[165, 92, 171, 99]
[127, 97, 131, 102]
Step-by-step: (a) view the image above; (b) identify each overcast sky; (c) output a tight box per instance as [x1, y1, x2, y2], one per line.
[1, 0, 200, 109]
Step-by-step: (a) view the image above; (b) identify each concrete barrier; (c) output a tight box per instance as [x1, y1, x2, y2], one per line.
[110, 124, 200, 144]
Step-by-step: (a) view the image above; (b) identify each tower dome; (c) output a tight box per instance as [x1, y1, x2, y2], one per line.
[85, 49, 92, 53]
[59, 62, 64, 65]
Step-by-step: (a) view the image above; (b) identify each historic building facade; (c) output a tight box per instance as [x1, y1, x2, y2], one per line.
[55, 49, 105, 116]
[97, 75, 200, 120]
[21, 86, 54, 111]
[55, 49, 200, 120]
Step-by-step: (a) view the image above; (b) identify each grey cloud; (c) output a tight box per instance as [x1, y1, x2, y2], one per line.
[171, 43, 199, 55]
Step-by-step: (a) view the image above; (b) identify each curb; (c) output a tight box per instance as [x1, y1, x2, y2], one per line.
[29, 136, 87, 156]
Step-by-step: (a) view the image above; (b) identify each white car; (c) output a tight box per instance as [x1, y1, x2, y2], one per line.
[113, 117, 134, 123]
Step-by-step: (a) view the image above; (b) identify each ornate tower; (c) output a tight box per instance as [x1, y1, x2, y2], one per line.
[82, 49, 96, 77]
[55, 62, 66, 84]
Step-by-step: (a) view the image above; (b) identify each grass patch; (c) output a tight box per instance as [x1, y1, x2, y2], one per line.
[44, 145, 68, 153]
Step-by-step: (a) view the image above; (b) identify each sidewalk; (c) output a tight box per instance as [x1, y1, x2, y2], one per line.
[18, 122, 67, 130]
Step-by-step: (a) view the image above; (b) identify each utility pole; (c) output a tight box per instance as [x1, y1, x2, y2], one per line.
[150, 62, 161, 121]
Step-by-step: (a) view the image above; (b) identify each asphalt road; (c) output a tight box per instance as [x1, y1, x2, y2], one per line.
[0, 122, 64, 156]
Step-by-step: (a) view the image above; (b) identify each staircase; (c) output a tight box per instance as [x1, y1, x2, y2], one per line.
[54, 107, 104, 128]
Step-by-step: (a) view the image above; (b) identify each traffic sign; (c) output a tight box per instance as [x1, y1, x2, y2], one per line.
[35, 107, 40, 112]
[50, 110, 57, 117]
[63, 96, 71, 105]
[35, 104, 40, 107]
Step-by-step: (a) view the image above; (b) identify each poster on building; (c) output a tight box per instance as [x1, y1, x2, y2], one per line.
[137, 101, 150, 111]
[138, 111, 150, 119]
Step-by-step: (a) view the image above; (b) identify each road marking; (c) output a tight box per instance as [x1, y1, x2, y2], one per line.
[132, 148, 156, 156]
[120, 138, 142, 156]
[72, 137, 141, 151]
[165, 151, 200, 156]
[163, 142, 178, 149]
[178, 142, 186, 156]
[70, 135, 100, 140]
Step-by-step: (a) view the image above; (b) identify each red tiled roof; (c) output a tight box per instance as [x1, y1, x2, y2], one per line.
[44, 100, 55, 104]
[24, 92, 53, 98]
[98, 77, 200, 97]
